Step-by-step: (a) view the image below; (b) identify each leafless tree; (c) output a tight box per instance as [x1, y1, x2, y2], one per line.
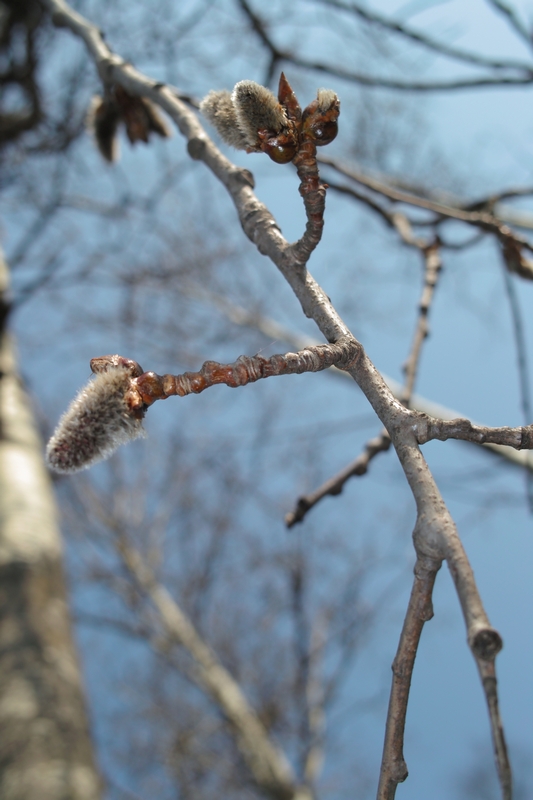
[3, 1, 533, 799]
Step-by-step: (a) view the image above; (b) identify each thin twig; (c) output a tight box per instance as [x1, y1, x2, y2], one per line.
[129, 339, 359, 406]
[486, 0, 532, 47]
[501, 267, 533, 511]
[285, 432, 391, 527]
[302, 614, 327, 788]
[401, 242, 442, 405]
[310, 0, 533, 73]
[237, 0, 533, 91]
[377, 556, 440, 799]
[290, 138, 328, 266]
[477, 658, 512, 800]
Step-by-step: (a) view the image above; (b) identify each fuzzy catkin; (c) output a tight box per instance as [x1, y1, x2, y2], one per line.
[316, 88, 338, 111]
[199, 89, 250, 149]
[232, 80, 287, 144]
[46, 367, 145, 474]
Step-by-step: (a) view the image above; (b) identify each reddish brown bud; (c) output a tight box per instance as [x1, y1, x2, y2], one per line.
[302, 89, 340, 146]
[277, 72, 302, 124]
[256, 128, 298, 164]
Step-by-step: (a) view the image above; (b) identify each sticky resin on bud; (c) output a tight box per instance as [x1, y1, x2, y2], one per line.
[46, 364, 146, 474]
[232, 81, 299, 163]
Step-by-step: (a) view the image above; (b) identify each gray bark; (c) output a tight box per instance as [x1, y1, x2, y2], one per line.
[0, 254, 101, 800]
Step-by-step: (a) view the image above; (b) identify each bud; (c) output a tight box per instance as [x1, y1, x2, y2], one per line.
[46, 365, 146, 474]
[302, 89, 340, 146]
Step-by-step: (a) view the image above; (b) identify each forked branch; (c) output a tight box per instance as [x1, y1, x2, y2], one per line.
[377, 556, 441, 799]
[41, 2, 515, 797]
[286, 241, 442, 527]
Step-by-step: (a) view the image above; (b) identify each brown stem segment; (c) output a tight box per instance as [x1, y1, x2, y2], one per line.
[133, 339, 360, 407]
[377, 556, 441, 800]
[289, 138, 327, 267]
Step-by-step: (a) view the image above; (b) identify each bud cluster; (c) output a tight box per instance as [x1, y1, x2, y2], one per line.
[200, 73, 339, 164]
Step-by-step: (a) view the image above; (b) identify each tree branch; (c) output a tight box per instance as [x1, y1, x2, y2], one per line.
[310, 0, 533, 73]
[415, 414, 533, 449]
[320, 156, 533, 279]
[237, 0, 533, 91]
[189, 285, 533, 472]
[41, 3, 514, 797]
[286, 241, 442, 527]
[377, 556, 440, 798]
[486, 0, 532, 47]
[114, 532, 313, 800]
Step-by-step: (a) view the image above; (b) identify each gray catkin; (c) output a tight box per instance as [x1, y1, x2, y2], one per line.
[199, 90, 250, 149]
[232, 81, 287, 144]
[46, 367, 145, 474]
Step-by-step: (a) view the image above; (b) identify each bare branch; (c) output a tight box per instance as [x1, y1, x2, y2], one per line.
[415, 414, 533, 449]
[238, 0, 533, 91]
[114, 533, 313, 800]
[320, 156, 533, 278]
[501, 267, 533, 510]
[477, 659, 512, 800]
[401, 242, 442, 405]
[310, 0, 533, 73]
[131, 339, 358, 406]
[377, 556, 440, 799]
[486, 0, 532, 47]
[41, 3, 513, 796]
[285, 432, 391, 527]
[286, 242, 442, 527]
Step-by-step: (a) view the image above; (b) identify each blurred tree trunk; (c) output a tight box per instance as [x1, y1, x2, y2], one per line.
[0, 253, 101, 800]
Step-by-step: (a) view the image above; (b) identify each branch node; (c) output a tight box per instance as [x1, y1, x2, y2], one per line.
[187, 137, 206, 159]
[469, 626, 503, 662]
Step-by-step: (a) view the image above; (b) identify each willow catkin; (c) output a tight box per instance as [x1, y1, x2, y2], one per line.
[199, 89, 250, 149]
[46, 366, 145, 474]
[231, 80, 288, 144]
